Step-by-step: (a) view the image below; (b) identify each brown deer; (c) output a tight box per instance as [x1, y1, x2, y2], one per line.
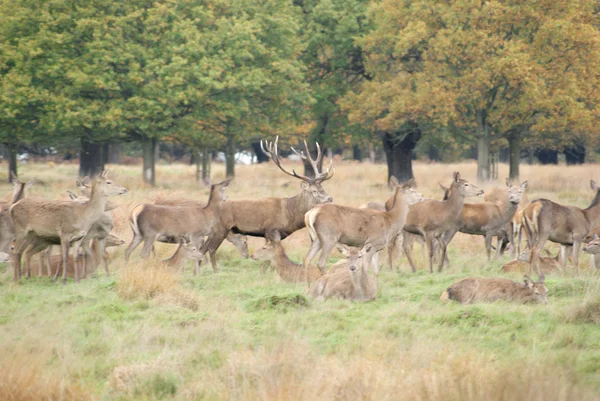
[10, 170, 127, 283]
[27, 233, 125, 278]
[441, 181, 528, 262]
[199, 136, 333, 262]
[524, 180, 600, 275]
[251, 234, 322, 283]
[583, 233, 600, 269]
[501, 249, 560, 274]
[309, 243, 376, 301]
[440, 275, 548, 304]
[304, 180, 423, 278]
[0, 173, 39, 254]
[124, 178, 232, 274]
[163, 238, 206, 272]
[152, 197, 249, 264]
[403, 172, 483, 273]
[484, 178, 531, 256]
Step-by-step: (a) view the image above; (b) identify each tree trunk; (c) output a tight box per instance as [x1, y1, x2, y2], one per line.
[381, 124, 422, 185]
[535, 149, 558, 165]
[202, 147, 210, 184]
[251, 141, 270, 163]
[79, 138, 104, 177]
[508, 133, 521, 181]
[225, 135, 235, 178]
[6, 142, 17, 183]
[565, 143, 585, 165]
[476, 111, 491, 182]
[142, 138, 157, 186]
[107, 143, 121, 164]
[352, 144, 362, 161]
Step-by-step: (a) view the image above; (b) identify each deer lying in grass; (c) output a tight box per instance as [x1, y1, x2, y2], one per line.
[304, 180, 423, 278]
[523, 180, 600, 275]
[583, 233, 600, 269]
[27, 233, 125, 278]
[403, 172, 483, 273]
[125, 178, 231, 274]
[199, 136, 333, 265]
[10, 170, 128, 283]
[441, 181, 528, 262]
[163, 238, 206, 272]
[309, 243, 376, 301]
[251, 234, 322, 283]
[152, 197, 249, 265]
[440, 275, 548, 304]
[484, 178, 531, 257]
[501, 249, 560, 275]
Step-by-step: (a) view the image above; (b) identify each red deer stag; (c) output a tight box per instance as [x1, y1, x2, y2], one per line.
[304, 180, 423, 279]
[403, 172, 483, 273]
[524, 180, 600, 275]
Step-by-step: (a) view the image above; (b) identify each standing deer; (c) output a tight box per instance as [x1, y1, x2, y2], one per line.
[304, 180, 423, 278]
[309, 243, 376, 301]
[524, 180, 600, 275]
[440, 275, 548, 304]
[0, 173, 38, 254]
[403, 172, 483, 273]
[199, 136, 333, 263]
[10, 171, 128, 283]
[124, 178, 232, 274]
[251, 233, 322, 283]
[440, 181, 528, 262]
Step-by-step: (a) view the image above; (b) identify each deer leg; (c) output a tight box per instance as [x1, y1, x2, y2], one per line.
[13, 232, 35, 281]
[528, 232, 549, 278]
[208, 250, 218, 272]
[402, 234, 418, 273]
[44, 247, 52, 277]
[304, 239, 322, 273]
[436, 236, 448, 273]
[572, 241, 582, 276]
[317, 241, 336, 274]
[139, 236, 155, 259]
[24, 241, 49, 278]
[484, 232, 493, 261]
[516, 223, 523, 255]
[60, 238, 70, 285]
[424, 234, 435, 274]
[124, 234, 144, 263]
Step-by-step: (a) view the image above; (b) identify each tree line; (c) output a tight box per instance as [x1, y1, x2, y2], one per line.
[2, 0, 599, 184]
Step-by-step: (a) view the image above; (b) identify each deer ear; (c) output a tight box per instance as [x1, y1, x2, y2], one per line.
[593, 233, 599, 241]
[300, 182, 309, 190]
[591, 180, 599, 191]
[81, 176, 90, 187]
[360, 243, 373, 256]
[453, 172, 460, 182]
[505, 177, 511, 187]
[388, 176, 399, 188]
[524, 275, 534, 288]
[520, 181, 528, 190]
[66, 190, 78, 200]
[439, 183, 448, 192]
[100, 170, 108, 179]
[336, 244, 351, 257]
[221, 177, 233, 187]
[402, 178, 415, 189]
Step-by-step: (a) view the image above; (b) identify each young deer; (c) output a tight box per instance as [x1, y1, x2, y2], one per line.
[403, 172, 483, 273]
[0, 173, 38, 254]
[125, 178, 232, 274]
[524, 180, 600, 275]
[251, 235, 322, 283]
[440, 275, 548, 304]
[304, 180, 423, 278]
[583, 233, 600, 269]
[164, 238, 206, 272]
[198, 137, 333, 263]
[441, 181, 528, 262]
[309, 243, 376, 301]
[501, 249, 560, 274]
[10, 171, 127, 284]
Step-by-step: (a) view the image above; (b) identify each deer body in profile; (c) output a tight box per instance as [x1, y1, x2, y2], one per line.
[440, 275, 548, 304]
[304, 180, 423, 277]
[403, 172, 483, 273]
[10, 171, 127, 283]
[125, 178, 232, 274]
[199, 137, 334, 262]
[524, 180, 600, 275]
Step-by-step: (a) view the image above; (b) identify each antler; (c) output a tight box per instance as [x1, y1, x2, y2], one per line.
[261, 136, 312, 183]
[290, 140, 334, 183]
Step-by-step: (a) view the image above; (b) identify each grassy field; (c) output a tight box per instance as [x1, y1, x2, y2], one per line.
[1, 160, 600, 400]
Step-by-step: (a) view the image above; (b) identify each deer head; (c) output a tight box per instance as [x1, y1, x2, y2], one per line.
[93, 170, 128, 197]
[524, 274, 548, 304]
[453, 172, 484, 198]
[261, 136, 334, 204]
[507, 181, 528, 204]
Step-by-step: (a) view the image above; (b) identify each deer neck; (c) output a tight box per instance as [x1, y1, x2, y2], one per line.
[289, 191, 315, 216]
[445, 183, 465, 217]
[583, 190, 600, 228]
[386, 190, 409, 230]
[272, 243, 293, 269]
[86, 183, 107, 222]
[500, 200, 520, 225]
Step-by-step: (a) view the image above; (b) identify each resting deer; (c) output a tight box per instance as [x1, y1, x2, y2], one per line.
[583, 233, 600, 269]
[152, 197, 249, 265]
[304, 179, 423, 279]
[403, 172, 483, 273]
[10, 170, 128, 283]
[164, 238, 206, 272]
[125, 178, 231, 274]
[309, 243, 376, 301]
[27, 233, 125, 278]
[484, 178, 531, 257]
[524, 180, 600, 275]
[501, 249, 560, 274]
[199, 136, 333, 263]
[441, 181, 528, 262]
[440, 275, 548, 304]
[251, 234, 322, 283]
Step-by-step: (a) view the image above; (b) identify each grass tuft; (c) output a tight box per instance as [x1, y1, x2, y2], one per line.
[566, 284, 600, 324]
[247, 294, 309, 312]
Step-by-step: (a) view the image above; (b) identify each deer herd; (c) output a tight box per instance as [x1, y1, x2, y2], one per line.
[1, 137, 599, 306]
